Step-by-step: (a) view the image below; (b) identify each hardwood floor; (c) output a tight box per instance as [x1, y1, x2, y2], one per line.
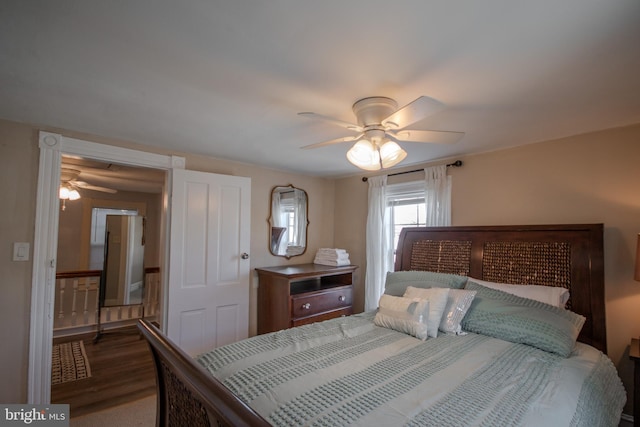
[51, 325, 156, 418]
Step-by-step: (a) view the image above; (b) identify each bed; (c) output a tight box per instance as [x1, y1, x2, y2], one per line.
[138, 223, 626, 426]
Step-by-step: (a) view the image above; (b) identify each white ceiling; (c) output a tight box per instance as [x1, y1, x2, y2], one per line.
[61, 156, 166, 194]
[1, 1, 639, 178]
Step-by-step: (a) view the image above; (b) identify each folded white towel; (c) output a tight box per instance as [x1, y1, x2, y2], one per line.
[314, 254, 350, 262]
[313, 258, 351, 266]
[314, 248, 350, 267]
[317, 248, 348, 255]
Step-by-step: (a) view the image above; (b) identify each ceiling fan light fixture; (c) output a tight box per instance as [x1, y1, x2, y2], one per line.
[379, 140, 407, 169]
[59, 185, 81, 200]
[68, 189, 81, 200]
[59, 186, 70, 200]
[299, 95, 463, 171]
[346, 140, 381, 171]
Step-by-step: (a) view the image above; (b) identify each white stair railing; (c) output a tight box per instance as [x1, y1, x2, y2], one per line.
[54, 268, 160, 334]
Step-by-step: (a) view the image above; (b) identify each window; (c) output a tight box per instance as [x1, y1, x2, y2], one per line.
[386, 181, 426, 265]
[278, 197, 298, 246]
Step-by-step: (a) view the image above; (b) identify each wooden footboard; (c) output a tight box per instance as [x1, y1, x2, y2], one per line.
[137, 319, 270, 427]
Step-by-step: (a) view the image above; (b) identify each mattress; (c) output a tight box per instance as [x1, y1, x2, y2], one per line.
[197, 312, 625, 427]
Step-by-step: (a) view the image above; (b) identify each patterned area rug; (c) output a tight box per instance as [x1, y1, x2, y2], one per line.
[52, 341, 92, 385]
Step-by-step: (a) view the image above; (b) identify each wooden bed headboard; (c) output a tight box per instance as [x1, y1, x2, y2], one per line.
[394, 224, 606, 353]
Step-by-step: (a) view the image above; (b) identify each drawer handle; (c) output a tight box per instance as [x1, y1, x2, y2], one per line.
[338, 295, 346, 302]
[302, 303, 311, 310]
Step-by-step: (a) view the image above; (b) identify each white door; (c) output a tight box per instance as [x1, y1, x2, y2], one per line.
[167, 169, 251, 356]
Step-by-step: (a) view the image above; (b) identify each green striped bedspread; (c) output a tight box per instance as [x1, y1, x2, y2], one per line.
[197, 312, 625, 426]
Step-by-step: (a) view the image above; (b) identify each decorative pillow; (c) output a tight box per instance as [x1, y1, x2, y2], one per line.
[469, 278, 570, 308]
[374, 295, 430, 340]
[405, 286, 475, 335]
[462, 281, 585, 357]
[384, 271, 468, 297]
[402, 286, 450, 338]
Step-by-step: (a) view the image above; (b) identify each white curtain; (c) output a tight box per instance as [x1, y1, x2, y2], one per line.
[364, 166, 451, 311]
[364, 175, 392, 311]
[424, 165, 451, 226]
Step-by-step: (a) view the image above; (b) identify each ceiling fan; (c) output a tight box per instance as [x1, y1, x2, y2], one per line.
[299, 96, 464, 171]
[59, 167, 117, 201]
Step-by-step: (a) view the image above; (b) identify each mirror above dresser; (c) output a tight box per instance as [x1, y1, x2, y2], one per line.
[268, 185, 308, 258]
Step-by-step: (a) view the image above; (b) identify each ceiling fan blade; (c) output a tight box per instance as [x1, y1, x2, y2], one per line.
[72, 181, 118, 193]
[382, 96, 445, 130]
[389, 129, 464, 144]
[301, 134, 364, 150]
[298, 112, 363, 132]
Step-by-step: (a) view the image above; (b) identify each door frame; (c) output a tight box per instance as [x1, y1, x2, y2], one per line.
[28, 131, 185, 404]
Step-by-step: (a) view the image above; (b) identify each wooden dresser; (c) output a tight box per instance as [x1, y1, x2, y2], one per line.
[256, 263, 357, 334]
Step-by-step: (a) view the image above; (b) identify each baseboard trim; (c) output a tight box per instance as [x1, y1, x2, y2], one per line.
[620, 412, 633, 424]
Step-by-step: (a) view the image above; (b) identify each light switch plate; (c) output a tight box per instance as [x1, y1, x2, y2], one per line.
[13, 242, 30, 261]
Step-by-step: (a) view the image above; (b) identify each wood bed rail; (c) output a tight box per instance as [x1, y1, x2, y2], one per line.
[137, 319, 270, 427]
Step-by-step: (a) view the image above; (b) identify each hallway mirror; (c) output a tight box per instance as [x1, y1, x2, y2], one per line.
[268, 185, 308, 258]
[101, 214, 146, 307]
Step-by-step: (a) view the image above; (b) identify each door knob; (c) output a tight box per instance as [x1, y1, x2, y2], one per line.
[241, 253, 249, 260]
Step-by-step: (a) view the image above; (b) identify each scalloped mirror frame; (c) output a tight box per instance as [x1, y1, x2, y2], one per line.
[268, 184, 309, 259]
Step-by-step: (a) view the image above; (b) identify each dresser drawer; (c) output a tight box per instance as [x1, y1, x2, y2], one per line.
[291, 285, 353, 319]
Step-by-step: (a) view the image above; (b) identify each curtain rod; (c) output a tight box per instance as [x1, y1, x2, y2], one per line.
[361, 160, 463, 182]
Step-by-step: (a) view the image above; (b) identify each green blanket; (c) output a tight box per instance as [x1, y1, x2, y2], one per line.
[198, 312, 625, 426]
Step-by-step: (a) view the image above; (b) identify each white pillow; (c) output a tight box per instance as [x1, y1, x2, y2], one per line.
[402, 287, 450, 338]
[374, 295, 430, 340]
[405, 286, 474, 335]
[468, 278, 569, 308]
[444, 290, 476, 335]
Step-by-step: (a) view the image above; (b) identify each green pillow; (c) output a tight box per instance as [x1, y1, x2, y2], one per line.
[462, 281, 585, 357]
[384, 271, 468, 296]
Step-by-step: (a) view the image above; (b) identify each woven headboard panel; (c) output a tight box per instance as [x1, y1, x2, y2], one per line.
[409, 240, 472, 276]
[394, 224, 605, 353]
[482, 241, 571, 290]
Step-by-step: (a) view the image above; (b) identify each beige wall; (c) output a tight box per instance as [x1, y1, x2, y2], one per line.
[0, 118, 335, 403]
[334, 123, 640, 415]
[0, 121, 38, 404]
